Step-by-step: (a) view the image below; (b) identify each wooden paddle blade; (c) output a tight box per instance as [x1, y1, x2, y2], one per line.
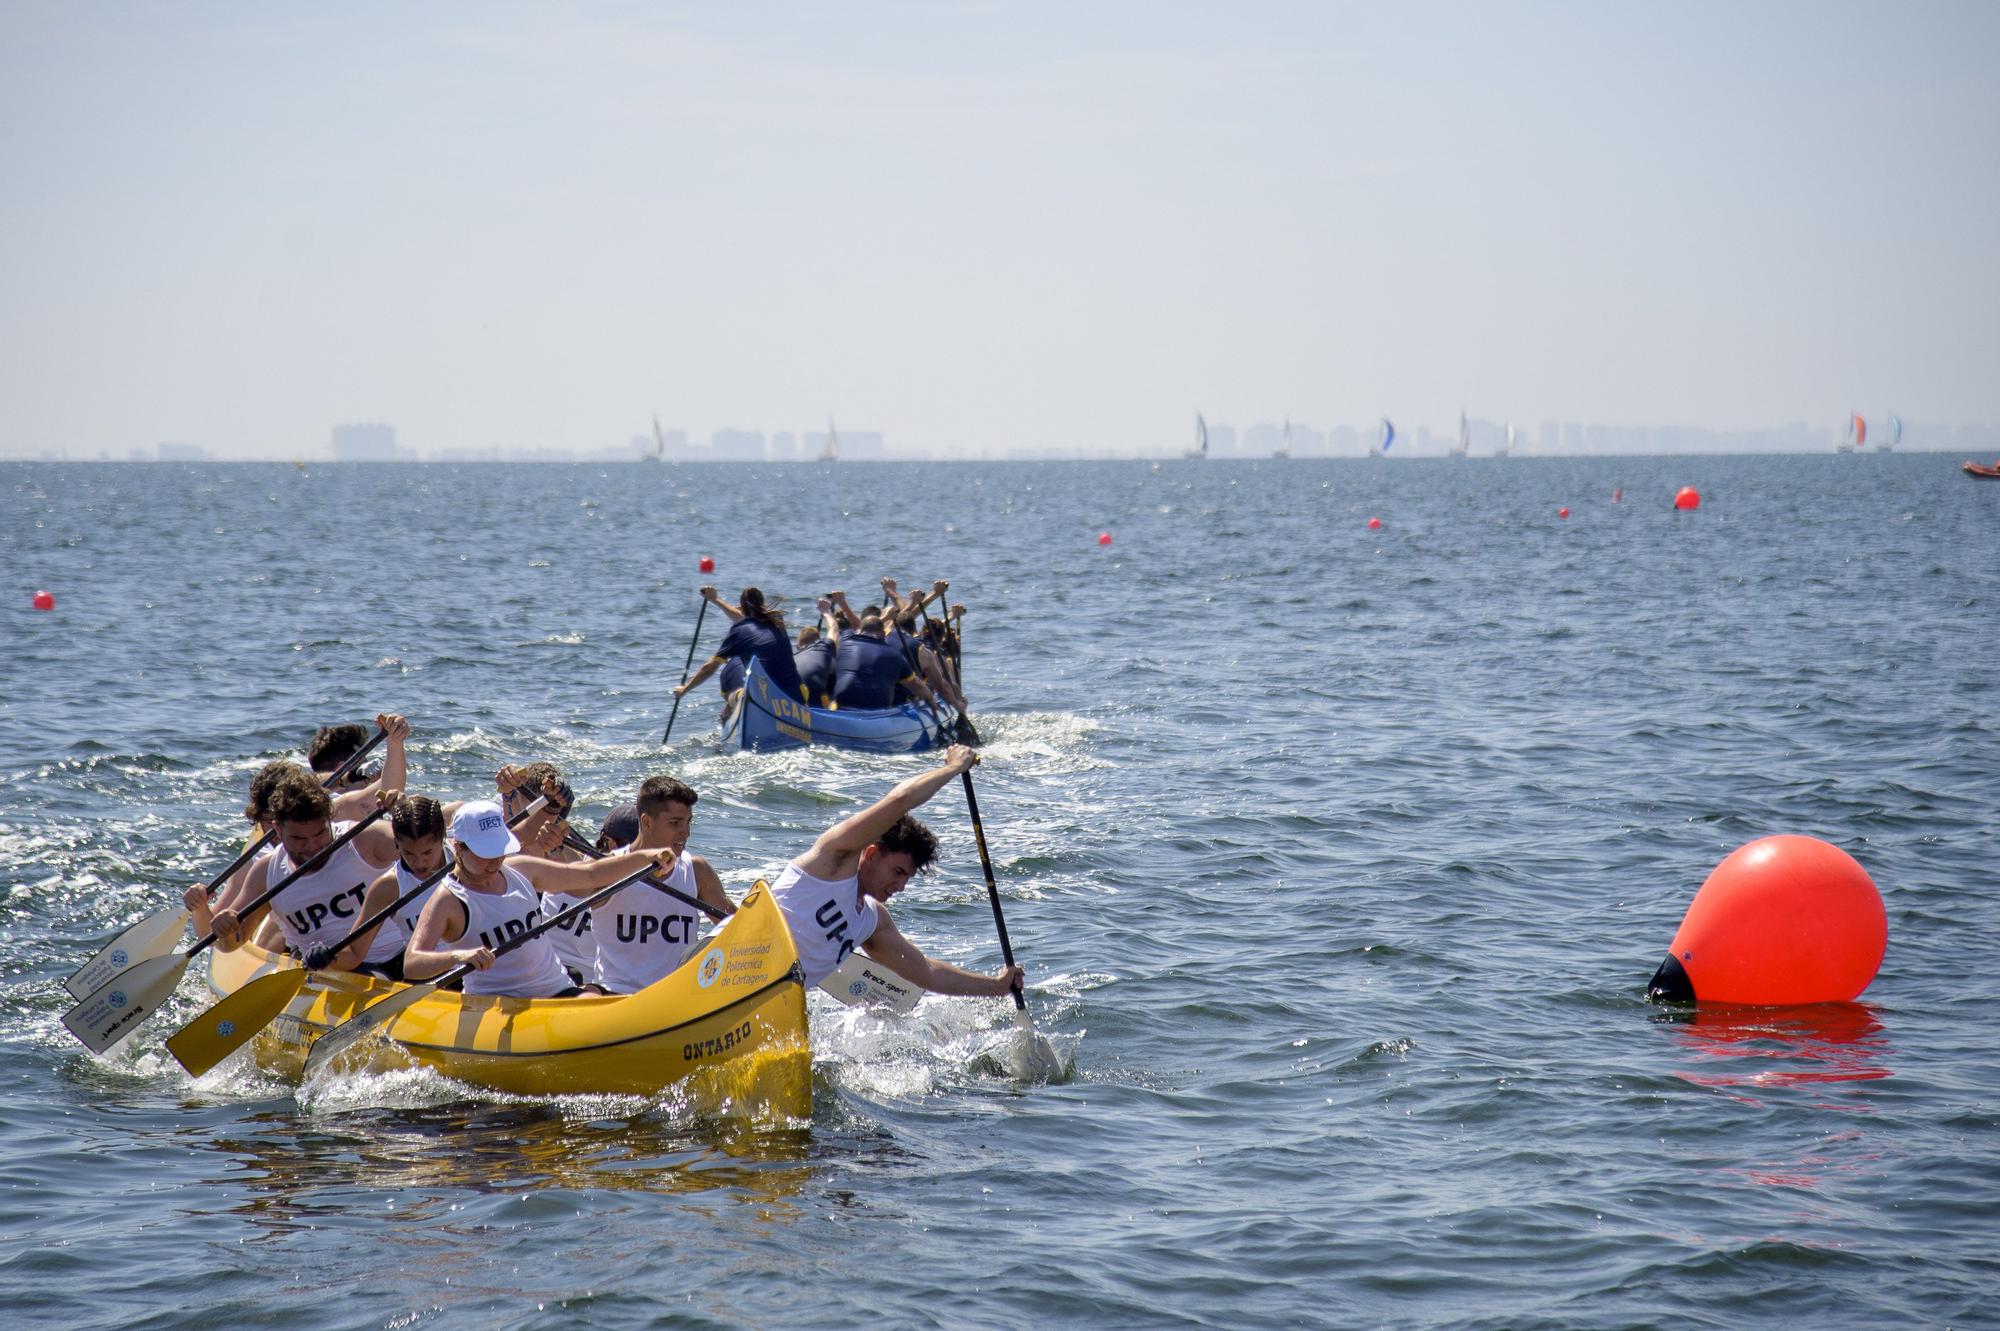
[301, 980, 437, 1079]
[164, 967, 306, 1077]
[821, 952, 927, 1014]
[61, 952, 189, 1054]
[64, 906, 189, 999]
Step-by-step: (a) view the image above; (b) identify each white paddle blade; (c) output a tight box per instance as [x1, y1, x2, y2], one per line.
[820, 953, 927, 1014]
[302, 981, 436, 1079]
[61, 952, 190, 1053]
[64, 906, 190, 999]
[1008, 1010, 1068, 1085]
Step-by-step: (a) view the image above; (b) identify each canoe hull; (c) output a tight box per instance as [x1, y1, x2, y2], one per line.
[206, 883, 811, 1115]
[739, 657, 943, 753]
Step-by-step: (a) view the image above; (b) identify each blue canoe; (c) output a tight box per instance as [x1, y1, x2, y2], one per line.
[736, 657, 946, 753]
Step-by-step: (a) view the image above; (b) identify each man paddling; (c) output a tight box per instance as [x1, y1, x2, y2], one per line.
[403, 801, 677, 999]
[309, 723, 379, 792]
[189, 769, 406, 961]
[772, 744, 1021, 997]
[592, 775, 736, 994]
[833, 610, 938, 712]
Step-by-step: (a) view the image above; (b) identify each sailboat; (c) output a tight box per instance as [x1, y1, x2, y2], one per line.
[1838, 413, 1864, 454]
[1185, 413, 1208, 460]
[1273, 417, 1292, 459]
[642, 413, 665, 463]
[1496, 422, 1514, 458]
[1449, 410, 1469, 458]
[1878, 414, 1900, 453]
[818, 417, 839, 463]
[1370, 417, 1395, 459]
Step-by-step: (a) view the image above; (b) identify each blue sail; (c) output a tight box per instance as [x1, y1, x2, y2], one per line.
[1380, 418, 1396, 452]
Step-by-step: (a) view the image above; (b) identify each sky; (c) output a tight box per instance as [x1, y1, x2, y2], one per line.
[2, 1, 1995, 458]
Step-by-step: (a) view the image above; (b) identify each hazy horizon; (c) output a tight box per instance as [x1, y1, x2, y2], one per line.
[4, 2, 1996, 460]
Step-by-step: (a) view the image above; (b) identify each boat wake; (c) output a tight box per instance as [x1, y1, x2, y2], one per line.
[811, 990, 1079, 1095]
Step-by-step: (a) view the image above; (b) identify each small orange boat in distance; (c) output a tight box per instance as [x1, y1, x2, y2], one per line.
[1962, 460, 2000, 479]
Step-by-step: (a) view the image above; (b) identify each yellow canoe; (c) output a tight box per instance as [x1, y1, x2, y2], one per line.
[201, 880, 811, 1116]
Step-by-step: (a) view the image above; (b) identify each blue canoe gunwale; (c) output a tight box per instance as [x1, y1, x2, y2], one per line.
[736, 657, 945, 754]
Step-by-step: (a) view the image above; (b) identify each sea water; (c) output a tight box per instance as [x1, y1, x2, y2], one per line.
[1, 455, 1994, 1328]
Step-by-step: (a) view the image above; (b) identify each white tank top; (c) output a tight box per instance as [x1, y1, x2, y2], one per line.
[593, 847, 705, 994]
[444, 864, 575, 998]
[267, 823, 377, 955]
[539, 886, 600, 982]
[360, 854, 452, 965]
[771, 861, 880, 987]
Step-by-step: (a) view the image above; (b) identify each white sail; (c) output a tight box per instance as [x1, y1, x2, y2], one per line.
[819, 416, 839, 463]
[1187, 413, 1208, 459]
[1452, 410, 1468, 458]
[1274, 416, 1291, 459]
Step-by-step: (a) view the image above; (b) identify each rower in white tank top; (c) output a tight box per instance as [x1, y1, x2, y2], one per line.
[594, 846, 706, 993]
[445, 864, 574, 998]
[771, 861, 880, 988]
[360, 853, 450, 966]
[267, 823, 379, 956]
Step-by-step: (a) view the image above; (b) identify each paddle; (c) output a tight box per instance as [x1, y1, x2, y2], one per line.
[560, 829, 925, 1013]
[560, 828, 724, 921]
[63, 727, 390, 999]
[301, 859, 663, 1078]
[162, 797, 549, 1077]
[961, 768, 1064, 1080]
[62, 804, 394, 1055]
[661, 595, 710, 745]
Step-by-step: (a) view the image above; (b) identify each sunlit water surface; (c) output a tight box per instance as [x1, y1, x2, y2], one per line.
[2, 456, 1994, 1328]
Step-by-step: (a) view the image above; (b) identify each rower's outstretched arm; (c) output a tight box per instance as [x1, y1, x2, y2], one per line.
[699, 585, 744, 623]
[806, 746, 978, 870]
[677, 654, 727, 697]
[516, 847, 678, 896]
[861, 910, 1021, 997]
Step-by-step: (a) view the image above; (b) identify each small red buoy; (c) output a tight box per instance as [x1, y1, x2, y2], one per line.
[1097, 532, 1112, 546]
[1612, 489, 1623, 503]
[1649, 835, 1886, 1005]
[32, 589, 55, 611]
[1673, 486, 1701, 511]
[698, 556, 715, 573]
[1558, 507, 1570, 519]
[1367, 517, 1382, 530]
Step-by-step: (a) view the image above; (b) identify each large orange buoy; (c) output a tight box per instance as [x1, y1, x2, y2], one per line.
[1673, 486, 1701, 510]
[1648, 835, 1885, 1005]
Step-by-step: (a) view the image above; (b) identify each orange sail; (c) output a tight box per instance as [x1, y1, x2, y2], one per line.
[1853, 413, 1867, 447]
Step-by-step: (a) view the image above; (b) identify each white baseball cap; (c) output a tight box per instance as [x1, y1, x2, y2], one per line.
[449, 800, 520, 858]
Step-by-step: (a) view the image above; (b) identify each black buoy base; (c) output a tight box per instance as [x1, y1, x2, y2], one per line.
[1648, 954, 1695, 1003]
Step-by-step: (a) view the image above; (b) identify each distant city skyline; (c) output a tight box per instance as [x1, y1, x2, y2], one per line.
[17, 413, 1996, 464]
[3, 4, 1996, 460]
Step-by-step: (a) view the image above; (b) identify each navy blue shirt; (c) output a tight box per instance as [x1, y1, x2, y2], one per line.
[717, 618, 804, 701]
[832, 632, 910, 710]
[794, 640, 837, 705]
